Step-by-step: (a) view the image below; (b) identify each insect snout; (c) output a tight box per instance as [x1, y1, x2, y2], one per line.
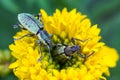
[71, 45, 80, 52]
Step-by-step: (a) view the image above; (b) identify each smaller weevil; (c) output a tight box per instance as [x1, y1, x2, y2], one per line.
[52, 38, 94, 64]
[14, 13, 52, 61]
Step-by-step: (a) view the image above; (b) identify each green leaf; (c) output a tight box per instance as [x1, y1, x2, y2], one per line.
[0, 0, 19, 13]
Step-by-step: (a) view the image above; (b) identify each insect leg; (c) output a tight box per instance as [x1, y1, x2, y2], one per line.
[49, 34, 53, 38]
[71, 38, 89, 44]
[13, 23, 23, 29]
[47, 45, 53, 60]
[14, 34, 34, 40]
[37, 46, 43, 62]
[13, 23, 27, 30]
[37, 40, 43, 62]
[78, 51, 95, 59]
[85, 51, 95, 58]
[34, 13, 42, 21]
[54, 44, 65, 47]
[78, 53, 86, 58]
[13, 24, 19, 29]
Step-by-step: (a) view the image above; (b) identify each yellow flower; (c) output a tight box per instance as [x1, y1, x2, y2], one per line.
[9, 8, 119, 80]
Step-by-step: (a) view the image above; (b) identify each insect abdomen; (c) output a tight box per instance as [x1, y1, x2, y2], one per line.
[18, 13, 42, 34]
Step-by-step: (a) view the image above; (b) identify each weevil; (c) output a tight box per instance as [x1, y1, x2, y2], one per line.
[52, 38, 94, 64]
[14, 13, 52, 61]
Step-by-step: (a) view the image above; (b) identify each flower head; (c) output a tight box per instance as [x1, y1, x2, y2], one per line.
[9, 8, 119, 80]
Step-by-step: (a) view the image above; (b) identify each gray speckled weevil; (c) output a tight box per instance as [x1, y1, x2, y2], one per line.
[14, 13, 52, 61]
[52, 38, 94, 64]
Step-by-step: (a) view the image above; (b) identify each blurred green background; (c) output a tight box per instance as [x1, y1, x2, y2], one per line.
[0, 0, 120, 80]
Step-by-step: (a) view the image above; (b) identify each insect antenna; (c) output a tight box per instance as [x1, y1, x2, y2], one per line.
[71, 38, 89, 45]
[14, 34, 34, 40]
[78, 51, 95, 59]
